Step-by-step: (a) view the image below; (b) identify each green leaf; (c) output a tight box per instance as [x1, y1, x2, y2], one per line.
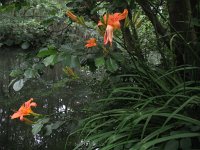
[95, 57, 105, 67]
[10, 69, 23, 77]
[111, 52, 125, 63]
[32, 123, 43, 136]
[13, 79, 25, 91]
[164, 140, 179, 150]
[163, 96, 198, 126]
[59, 53, 71, 66]
[45, 124, 53, 136]
[38, 118, 50, 124]
[37, 47, 56, 58]
[170, 34, 177, 51]
[51, 121, 65, 129]
[45, 121, 65, 136]
[8, 79, 17, 88]
[140, 133, 200, 150]
[43, 54, 57, 67]
[32, 118, 50, 136]
[124, 17, 130, 27]
[24, 69, 38, 79]
[32, 63, 44, 70]
[21, 42, 30, 50]
[106, 58, 119, 72]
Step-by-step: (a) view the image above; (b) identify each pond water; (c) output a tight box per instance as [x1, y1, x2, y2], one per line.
[0, 49, 96, 150]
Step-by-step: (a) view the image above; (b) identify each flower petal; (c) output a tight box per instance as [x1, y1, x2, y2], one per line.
[20, 115, 24, 121]
[11, 112, 21, 119]
[104, 25, 113, 46]
[118, 9, 128, 20]
[85, 38, 97, 48]
[30, 102, 37, 107]
[98, 21, 104, 26]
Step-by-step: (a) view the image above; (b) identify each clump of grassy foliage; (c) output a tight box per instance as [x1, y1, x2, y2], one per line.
[71, 63, 200, 150]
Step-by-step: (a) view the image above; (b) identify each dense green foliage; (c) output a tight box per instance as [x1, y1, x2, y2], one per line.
[1, 0, 200, 149]
[0, 0, 65, 48]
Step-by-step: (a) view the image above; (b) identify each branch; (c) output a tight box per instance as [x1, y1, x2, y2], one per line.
[136, 0, 170, 48]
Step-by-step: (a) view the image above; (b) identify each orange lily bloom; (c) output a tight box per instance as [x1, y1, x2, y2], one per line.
[98, 9, 128, 45]
[11, 98, 37, 121]
[66, 10, 78, 22]
[85, 38, 97, 48]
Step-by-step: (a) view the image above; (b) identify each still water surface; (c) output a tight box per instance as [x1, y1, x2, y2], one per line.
[0, 49, 95, 150]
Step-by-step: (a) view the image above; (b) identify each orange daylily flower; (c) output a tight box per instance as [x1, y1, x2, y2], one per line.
[11, 98, 37, 121]
[98, 9, 128, 46]
[66, 10, 78, 22]
[85, 38, 97, 48]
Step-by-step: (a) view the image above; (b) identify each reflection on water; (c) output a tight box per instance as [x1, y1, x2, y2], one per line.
[0, 49, 95, 150]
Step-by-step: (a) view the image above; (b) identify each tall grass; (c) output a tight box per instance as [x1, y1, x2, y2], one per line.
[70, 63, 200, 150]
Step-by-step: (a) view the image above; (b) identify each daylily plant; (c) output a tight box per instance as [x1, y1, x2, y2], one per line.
[65, 9, 128, 47]
[85, 38, 97, 48]
[11, 98, 39, 121]
[98, 9, 128, 46]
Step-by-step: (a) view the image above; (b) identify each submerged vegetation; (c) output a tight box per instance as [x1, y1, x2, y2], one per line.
[1, 0, 200, 149]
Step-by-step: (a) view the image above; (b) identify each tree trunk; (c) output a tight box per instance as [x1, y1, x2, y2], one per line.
[190, 0, 200, 52]
[167, 0, 197, 66]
